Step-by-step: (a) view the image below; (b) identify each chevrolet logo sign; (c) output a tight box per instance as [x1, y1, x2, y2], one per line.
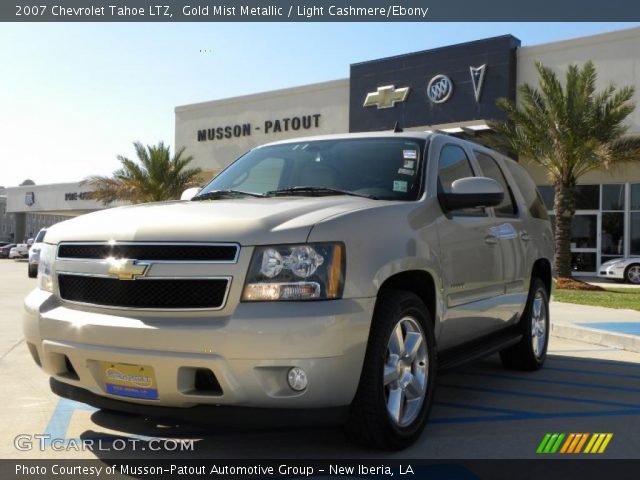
[363, 85, 410, 109]
[107, 258, 149, 280]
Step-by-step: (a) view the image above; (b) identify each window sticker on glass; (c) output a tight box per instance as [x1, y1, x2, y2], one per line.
[403, 149, 417, 159]
[403, 159, 415, 169]
[397, 168, 414, 176]
[393, 180, 408, 192]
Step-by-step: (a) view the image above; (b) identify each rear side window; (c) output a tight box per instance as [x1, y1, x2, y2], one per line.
[474, 152, 517, 217]
[504, 159, 549, 220]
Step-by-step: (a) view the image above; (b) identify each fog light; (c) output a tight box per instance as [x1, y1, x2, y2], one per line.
[287, 367, 308, 391]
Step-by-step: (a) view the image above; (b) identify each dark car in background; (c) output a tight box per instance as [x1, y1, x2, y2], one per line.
[0, 244, 17, 258]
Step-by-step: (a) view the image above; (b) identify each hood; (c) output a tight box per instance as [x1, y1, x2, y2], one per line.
[45, 196, 379, 245]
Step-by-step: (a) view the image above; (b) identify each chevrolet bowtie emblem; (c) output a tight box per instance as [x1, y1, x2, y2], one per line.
[107, 258, 148, 280]
[363, 85, 410, 109]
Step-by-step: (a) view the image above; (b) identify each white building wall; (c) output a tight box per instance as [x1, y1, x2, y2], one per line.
[174, 79, 350, 177]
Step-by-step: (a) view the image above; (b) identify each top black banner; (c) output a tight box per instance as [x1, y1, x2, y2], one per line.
[4, 0, 640, 22]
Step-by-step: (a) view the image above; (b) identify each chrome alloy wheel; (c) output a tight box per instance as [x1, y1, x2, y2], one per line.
[531, 291, 547, 359]
[627, 265, 640, 284]
[383, 316, 428, 427]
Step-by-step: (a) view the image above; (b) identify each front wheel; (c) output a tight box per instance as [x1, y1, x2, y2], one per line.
[625, 264, 640, 284]
[348, 290, 437, 450]
[500, 278, 550, 371]
[28, 263, 38, 278]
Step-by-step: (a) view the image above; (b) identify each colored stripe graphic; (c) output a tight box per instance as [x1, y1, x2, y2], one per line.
[585, 433, 613, 453]
[538, 433, 613, 454]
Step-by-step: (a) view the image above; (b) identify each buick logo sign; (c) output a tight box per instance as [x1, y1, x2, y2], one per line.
[427, 74, 454, 104]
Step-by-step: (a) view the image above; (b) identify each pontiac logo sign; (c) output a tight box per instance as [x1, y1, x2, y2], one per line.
[427, 75, 454, 104]
[470, 64, 487, 102]
[363, 85, 410, 109]
[107, 258, 149, 280]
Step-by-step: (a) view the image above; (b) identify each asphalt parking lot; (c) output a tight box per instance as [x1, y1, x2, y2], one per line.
[1, 259, 639, 460]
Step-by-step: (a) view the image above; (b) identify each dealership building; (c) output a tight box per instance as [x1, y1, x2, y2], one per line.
[7, 27, 640, 275]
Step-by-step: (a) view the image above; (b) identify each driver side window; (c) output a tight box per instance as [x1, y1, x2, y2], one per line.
[438, 145, 484, 216]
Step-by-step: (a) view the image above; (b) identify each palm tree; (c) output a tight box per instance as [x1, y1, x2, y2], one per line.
[489, 61, 640, 279]
[85, 141, 202, 205]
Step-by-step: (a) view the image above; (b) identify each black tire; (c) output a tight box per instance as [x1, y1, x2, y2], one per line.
[348, 289, 437, 450]
[500, 278, 550, 371]
[624, 264, 640, 284]
[28, 263, 38, 278]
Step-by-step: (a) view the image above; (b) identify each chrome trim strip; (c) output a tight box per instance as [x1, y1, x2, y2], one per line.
[56, 241, 241, 264]
[56, 272, 233, 312]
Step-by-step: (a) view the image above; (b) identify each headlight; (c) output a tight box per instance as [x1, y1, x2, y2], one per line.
[37, 243, 55, 293]
[612, 261, 626, 269]
[242, 243, 345, 301]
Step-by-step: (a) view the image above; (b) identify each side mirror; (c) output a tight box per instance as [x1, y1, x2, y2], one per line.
[439, 176, 504, 211]
[181, 187, 201, 201]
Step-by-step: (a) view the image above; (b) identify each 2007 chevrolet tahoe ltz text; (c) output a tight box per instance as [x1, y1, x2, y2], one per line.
[24, 132, 553, 450]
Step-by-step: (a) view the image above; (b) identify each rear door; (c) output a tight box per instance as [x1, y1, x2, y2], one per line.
[473, 150, 528, 321]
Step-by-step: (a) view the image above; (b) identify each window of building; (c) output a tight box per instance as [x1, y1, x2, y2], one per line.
[537, 185, 555, 210]
[574, 185, 600, 210]
[632, 183, 640, 256]
[474, 152, 517, 216]
[601, 184, 625, 262]
[602, 184, 625, 211]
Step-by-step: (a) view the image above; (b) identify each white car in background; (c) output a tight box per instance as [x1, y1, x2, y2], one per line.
[9, 240, 32, 259]
[598, 258, 640, 284]
[28, 229, 48, 278]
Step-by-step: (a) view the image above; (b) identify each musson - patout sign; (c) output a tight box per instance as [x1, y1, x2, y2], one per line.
[197, 113, 321, 142]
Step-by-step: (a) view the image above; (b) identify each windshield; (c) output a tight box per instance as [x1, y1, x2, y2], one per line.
[198, 137, 426, 201]
[35, 230, 46, 242]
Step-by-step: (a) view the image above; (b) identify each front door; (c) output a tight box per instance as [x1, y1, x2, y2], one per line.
[433, 140, 506, 350]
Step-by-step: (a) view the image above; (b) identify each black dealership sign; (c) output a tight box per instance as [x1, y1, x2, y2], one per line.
[349, 35, 520, 132]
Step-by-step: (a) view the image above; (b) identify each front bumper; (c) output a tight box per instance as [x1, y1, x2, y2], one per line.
[24, 289, 374, 410]
[598, 264, 625, 280]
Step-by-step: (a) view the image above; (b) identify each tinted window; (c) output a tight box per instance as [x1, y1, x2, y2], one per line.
[438, 145, 475, 193]
[505, 160, 549, 220]
[438, 145, 484, 216]
[35, 229, 47, 242]
[475, 152, 517, 216]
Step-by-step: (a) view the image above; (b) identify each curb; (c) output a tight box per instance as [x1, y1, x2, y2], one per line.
[551, 322, 640, 354]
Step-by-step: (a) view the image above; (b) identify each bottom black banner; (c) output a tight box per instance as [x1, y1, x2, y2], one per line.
[1, 459, 638, 480]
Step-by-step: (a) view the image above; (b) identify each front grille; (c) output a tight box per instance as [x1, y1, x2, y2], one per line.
[58, 274, 229, 309]
[57, 243, 238, 262]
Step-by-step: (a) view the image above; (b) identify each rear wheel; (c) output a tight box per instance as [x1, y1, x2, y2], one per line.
[625, 264, 640, 284]
[500, 278, 549, 371]
[348, 290, 436, 450]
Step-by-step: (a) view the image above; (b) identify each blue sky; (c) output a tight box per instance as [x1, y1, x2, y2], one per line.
[1, 22, 639, 186]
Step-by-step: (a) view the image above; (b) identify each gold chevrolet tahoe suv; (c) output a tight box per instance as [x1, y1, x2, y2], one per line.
[24, 132, 553, 450]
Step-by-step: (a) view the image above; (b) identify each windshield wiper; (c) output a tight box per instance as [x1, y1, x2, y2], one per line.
[265, 186, 378, 200]
[191, 189, 266, 201]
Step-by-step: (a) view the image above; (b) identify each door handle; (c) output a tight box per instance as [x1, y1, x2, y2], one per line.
[484, 235, 498, 245]
[520, 231, 531, 242]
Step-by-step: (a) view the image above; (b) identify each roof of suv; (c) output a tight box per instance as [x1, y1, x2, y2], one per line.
[259, 131, 434, 148]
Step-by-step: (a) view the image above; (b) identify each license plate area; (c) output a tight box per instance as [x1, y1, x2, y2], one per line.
[102, 362, 158, 400]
